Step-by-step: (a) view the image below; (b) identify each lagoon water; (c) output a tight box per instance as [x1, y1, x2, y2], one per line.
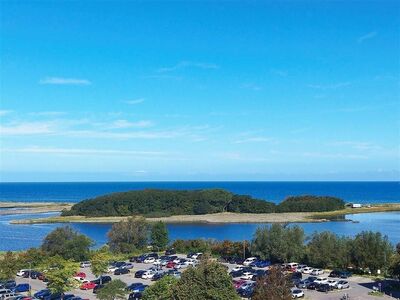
[0, 212, 399, 251]
[0, 182, 399, 251]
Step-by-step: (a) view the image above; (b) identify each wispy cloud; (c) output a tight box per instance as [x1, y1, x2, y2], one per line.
[2, 146, 168, 157]
[108, 119, 153, 129]
[0, 121, 56, 135]
[157, 61, 219, 73]
[28, 111, 66, 117]
[233, 137, 273, 144]
[301, 152, 368, 160]
[307, 82, 351, 90]
[39, 77, 91, 85]
[357, 31, 377, 43]
[328, 141, 382, 151]
[124, 98, 145, 105]
[0, 110, 12, 116]
[241, 83, 263, 91]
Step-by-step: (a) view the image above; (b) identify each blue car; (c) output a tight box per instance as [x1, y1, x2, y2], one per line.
[34, 289, 51, 299]
[127, 283, 148, 293]
[250, 260, 271, 268]
[13, 284, 31, 292]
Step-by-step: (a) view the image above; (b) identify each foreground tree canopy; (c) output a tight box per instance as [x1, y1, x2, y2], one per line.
[62, 189, 345, 217]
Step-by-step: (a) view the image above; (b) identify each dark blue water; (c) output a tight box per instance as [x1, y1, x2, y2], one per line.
[1, 182, 399, 204]
[1, 212, 399, 251]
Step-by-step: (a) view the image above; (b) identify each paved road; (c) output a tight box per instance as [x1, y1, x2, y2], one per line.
[14, 257, 398, 300]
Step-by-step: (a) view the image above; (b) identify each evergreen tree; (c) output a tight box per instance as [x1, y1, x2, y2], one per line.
[150, 221, 169, 250]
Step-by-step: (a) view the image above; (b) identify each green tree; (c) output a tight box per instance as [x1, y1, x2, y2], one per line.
[19, 248, 46, 268]
[41, 256, 79, 295]
[0, 251, 21, 280]
[108, 217, 149, 253]
[251, 224, 305, 262]
[41, 226, 93, 261]
[142, 275, 178, 300]
[252, 267, 292, 300]
[150, 221, 169, 250]
[307, 232, 352, 268]
[389, 243, 400, 278]
[91, 251, 111, 284]
[96, 279, 127, 300]
[172, 259, 240, 300]
[351, 231, 393, 273]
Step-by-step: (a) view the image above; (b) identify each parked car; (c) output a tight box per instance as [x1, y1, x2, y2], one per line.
[233, 279, 247, 290]
[327, 280, 338, 288]
[252, 260, 271, 268]
[127, 283, 148, 293]
[165, 248, 176, 255]
[314, 277, 328, 285]
[329, 270, 352, 278]
[336, 280, 350, 289]
[114, 268, 130, 275]
[0, 289, 12, 296]
[143, 257, 156, 264]
[291, 272, 302, 280]
[128, 292, 142, 300]
[306, 282, 319, 290]
[243, 257, 257, 266]
[134, 270, 147, 278]
[316, 283, 333, 293]
[240, 272, 254, 280]
[33, 289, 51, 299]
[122, 263, 134, 269]
[229, 270, 244, 278]
[74, 272, 86, 278]
[1, 292, 19, 299]
[80, 282, 96, 290]
[166, 261, 176, 269]
[301, 267, 313, 274]
[3, 281, 16, 289]
[91, 276, 111, 285]
[30, 271, 43, 279]
[141, 270, 156, 279]
[13, 284, 31, 293]
[291, 289, 304, 298]
[16, 270, 31, 277]
[79, 261, 91, 268]
[93, 284, 105, 294]
[311, 269, 324, 275]
[296, 279, 313, 289]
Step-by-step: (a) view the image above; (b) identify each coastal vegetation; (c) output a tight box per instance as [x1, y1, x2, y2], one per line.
[61, 188, 345, 217]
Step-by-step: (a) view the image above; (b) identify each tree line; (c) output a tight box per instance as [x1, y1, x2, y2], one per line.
[62, 188, 345, 217]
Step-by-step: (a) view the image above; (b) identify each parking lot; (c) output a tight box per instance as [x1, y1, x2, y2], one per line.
[12, 255, 398, 300]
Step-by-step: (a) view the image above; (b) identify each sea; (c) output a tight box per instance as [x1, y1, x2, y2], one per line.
[0, 181, 399, 251]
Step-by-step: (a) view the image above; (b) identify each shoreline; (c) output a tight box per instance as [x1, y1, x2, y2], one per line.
[6, 202, 400, 225]
[0, 202, 73, 216]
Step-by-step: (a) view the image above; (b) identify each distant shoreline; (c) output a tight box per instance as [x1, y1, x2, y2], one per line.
[5, 202, 400, 224]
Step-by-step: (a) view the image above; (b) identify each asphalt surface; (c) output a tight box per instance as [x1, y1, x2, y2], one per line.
[13, 256, 398, 300]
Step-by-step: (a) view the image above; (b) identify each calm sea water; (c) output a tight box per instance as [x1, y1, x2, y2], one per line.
[0, 181, 399, 204]
[0, 182, 399, 251]
[0, 212, 399, 251]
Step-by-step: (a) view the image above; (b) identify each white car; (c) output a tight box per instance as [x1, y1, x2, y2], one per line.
[336, 280, 350, 289]
[191, 253, 203, 259]
[80, 261, 91, 268]
[243, 257, 257, 266]
[144, 257, 156, 264]
[314, 277, 328, 285]
[302, 267, 313, 274]
[327, 280, 338, 288]
[240, 272, 254, 280]
[296, 265, 307, 272]
[142, 270, 156, 279]
[311, 269, 324, 275]
[292, 289, 304, 298]
[16, 269, 30, 277]
[184, 259, 197, 266]
[107, 266, 118, 273]
[173, 258, 182, 264]
[232, 266, 243, 272]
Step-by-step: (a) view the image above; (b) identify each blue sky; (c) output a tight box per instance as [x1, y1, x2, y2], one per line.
[0, 1, 399, 182]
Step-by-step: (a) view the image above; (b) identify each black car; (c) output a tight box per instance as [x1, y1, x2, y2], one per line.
[4, 280, 16, 289]
[152, 272, 166, 281]
[93, 284, 105, 294]
[31, 271, 42, 279]
[129, 292, 142, 300]
[306, 282, 319, 290]
[129, 256, 138, 263]
[114, 268, 130, 275]
[237, 287, 254, 298]
[329, 270, 352, 278]
[291, 271, 303, 279]
[229, 270, 244, 277]
[135, 270, 147, 278]
[316, 283, 333, 293]
[165, 248, 176, 255]
[91, 276, 112, 285]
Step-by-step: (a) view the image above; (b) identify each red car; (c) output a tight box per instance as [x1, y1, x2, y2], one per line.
[166, 261, 176, 268]
[80, 282, 96, 290]
[233, 279, 246, 289]
[74, 272, 86, 278]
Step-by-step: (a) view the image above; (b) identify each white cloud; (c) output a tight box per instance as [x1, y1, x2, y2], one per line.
[28, 111, 66, 117]
[233, 137, 273, 144]
[158, 61, 219, 73]
[307, 82, 351, 90]
[124, 98, 145, 105]
[108, 119, 153, 129]
[39, 77, 91, 85]
[0, 121, 56, 135]
[358, 31, 377, 43]
[0, 110, 12, 116]
[2, 146, 167, 157]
